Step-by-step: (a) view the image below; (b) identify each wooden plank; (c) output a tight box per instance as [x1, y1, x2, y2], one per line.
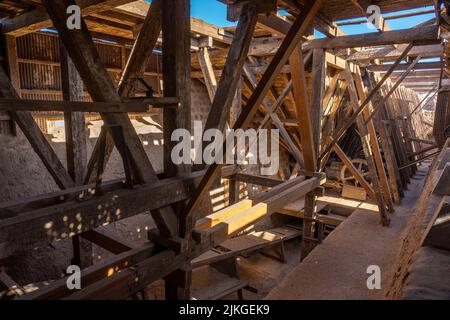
[203, 177, 321, 236]
[60, 44, 87, 185]
[257, 13, 292, 37]
[0, 66, 75, 189]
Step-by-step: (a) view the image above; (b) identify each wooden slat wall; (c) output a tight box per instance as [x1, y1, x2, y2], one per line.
[8, 31, 163, 133]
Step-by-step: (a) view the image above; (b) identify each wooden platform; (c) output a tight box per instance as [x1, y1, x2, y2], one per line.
[192, 226, 302, 268]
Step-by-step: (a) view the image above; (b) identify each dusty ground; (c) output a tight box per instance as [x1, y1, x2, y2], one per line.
[265, 163, 430, 300]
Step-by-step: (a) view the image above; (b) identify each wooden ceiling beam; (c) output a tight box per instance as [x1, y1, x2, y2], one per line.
[2, 0, 135, 36]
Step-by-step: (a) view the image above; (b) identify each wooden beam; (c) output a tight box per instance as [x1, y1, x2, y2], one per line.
[197, 47, 218, 102]
[17, 242, 155, 300]
[347, 44, 443, 61]
[364, 56, 422, 125]
[0, 172, 204, 248]
[2, 0, 135, 36]
[118, 0, 161, 98]
[303, 25, 439, 50]
[60, 44, 87, 185]
[0, 98, 175, 113]
[0, 66, 75, 189]
[257, 13, 292, 37]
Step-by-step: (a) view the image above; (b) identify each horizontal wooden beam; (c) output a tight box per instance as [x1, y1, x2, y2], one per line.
[368, 61, 442, 72]
[0, 171, 205, 252]
[80, 228, 136, 254]
[2, 0, 135, 36]
[303, 25, 439, 50]
[0, 98, 179, 113]
[347, 44, 443, 61]
[17, 242, 155, 300]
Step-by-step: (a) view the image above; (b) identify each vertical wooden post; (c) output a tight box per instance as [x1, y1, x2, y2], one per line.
[60, 43, 87, 185]
[229, 76, 242, 205]
[161, 0, 192, 300]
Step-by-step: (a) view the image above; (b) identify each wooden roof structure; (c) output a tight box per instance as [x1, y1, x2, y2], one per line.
[0, 0, 448, 300]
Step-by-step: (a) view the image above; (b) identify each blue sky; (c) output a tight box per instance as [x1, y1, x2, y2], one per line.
[188, 1, 435, 34]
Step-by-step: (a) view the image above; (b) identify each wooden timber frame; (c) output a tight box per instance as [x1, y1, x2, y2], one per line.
[0, 0, 445, 300]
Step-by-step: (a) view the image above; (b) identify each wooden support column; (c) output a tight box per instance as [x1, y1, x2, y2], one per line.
[60, 44, 87, 185]
[310, 49, 326, 158]
[290, 47, 325, 258]
[353, 67, 394, 212]
[343, 64, 390, 226]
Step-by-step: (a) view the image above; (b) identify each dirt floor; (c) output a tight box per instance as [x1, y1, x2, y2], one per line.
[265, 163, 431, 299]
